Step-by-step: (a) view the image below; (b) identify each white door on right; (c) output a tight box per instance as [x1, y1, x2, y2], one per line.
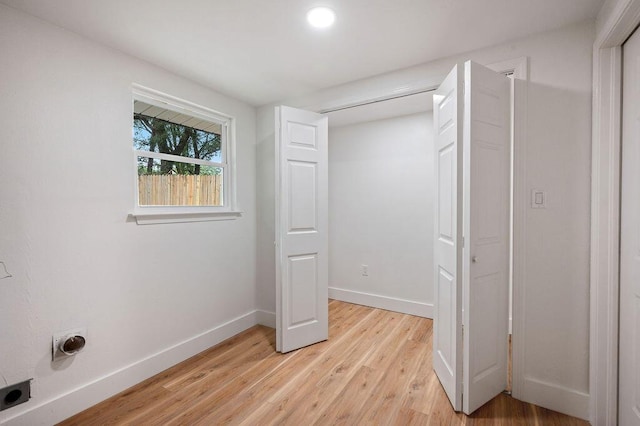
[461, 61, 511, 414]
[620, 26, 640, 426]
[433, 60, 510, 415]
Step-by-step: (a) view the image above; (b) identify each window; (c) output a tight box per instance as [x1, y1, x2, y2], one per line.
[131, 85, 239, 223]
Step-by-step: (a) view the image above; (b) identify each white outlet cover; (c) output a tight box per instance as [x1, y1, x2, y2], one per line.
[362, 264, 369, 276]
[52, 327, 87, 361]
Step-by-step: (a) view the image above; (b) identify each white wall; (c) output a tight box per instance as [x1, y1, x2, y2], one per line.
[256, 20, 594, 419]
[328, 113, 434, 316]
[0, 5, 257, 424]
[255, 107, 277, 324]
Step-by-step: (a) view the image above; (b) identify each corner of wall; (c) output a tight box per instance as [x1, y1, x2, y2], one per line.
[255, 105, 277, 314]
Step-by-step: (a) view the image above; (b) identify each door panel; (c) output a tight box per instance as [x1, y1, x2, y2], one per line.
[620, 27, 640, 426]
[438, 145, 455, 241]
[463, 61, 511, 414]
[437, 267, 455, 369]
[433, 64, 464, 411]
[288, 254, 318, 325]
[288, 161, 317, 231]
[276, 105, 328, 353]
[433, 61, 510, 414]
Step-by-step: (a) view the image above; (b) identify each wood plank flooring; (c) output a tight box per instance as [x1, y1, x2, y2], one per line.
[59, 301, 589, 425]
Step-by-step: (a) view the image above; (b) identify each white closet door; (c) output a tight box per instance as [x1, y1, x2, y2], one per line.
[433, 64, 464, 411]
[433, 61, 510, 414]
[275, 105, 329, 353]
[462, 61, 511, 414]
[620, 27, 640, 426]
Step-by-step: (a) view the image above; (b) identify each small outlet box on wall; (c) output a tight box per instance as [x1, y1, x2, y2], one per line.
[361, 264, 369, 276]
[0, 380, 31, 412]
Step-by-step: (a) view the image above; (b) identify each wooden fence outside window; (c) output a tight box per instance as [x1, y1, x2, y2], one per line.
[138, 174, 222, 206]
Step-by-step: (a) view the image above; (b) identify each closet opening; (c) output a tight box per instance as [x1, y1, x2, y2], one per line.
[324, 91, 436, 319]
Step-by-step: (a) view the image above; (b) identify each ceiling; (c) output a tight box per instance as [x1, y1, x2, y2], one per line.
[1, 0, 603, 106]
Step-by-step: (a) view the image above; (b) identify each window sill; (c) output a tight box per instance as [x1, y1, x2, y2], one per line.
[130, 209, 242, 225]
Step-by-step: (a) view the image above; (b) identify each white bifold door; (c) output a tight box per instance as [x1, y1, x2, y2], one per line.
[433, 61, 511, 414]
[275, 105, 329, 353]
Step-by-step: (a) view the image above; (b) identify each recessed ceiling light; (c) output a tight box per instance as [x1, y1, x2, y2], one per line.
[307, 7, 336, 29]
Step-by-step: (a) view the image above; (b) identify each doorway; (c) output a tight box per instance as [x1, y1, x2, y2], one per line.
[276, 58, 526, 414]
[324, 59, 524, 411]
[325, 92, 435, 318]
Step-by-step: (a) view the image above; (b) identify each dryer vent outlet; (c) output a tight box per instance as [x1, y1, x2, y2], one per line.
[0, 380, 31, 412]
[53, 327, 87, 361]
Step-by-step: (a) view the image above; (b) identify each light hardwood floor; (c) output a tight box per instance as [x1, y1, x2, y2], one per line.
[59, 301, 589, 425]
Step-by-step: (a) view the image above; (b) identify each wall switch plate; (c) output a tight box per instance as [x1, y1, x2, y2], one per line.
[361, 264, 369, 276]
[531, 189, 546, 209]
[0, 380, 31, 412]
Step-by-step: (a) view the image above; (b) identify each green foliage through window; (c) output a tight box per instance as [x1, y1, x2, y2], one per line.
[133, 113, 222, 176]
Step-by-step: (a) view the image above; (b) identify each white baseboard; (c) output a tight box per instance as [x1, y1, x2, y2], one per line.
[256, 310, 276, 328]
[518, 376, 589, 420]
[329, 287, 433, 318]
[2, 310, 262, 426]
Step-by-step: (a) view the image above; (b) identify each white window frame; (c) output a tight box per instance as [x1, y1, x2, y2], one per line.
[130, 84, 240, 224]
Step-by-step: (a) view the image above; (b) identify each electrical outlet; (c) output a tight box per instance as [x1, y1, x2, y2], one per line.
[361, 264, 369, 276]
[0, 380, 30, 412]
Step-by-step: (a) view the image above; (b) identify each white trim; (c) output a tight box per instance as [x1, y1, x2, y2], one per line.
[597, 0, 640, 48]
[130, 210, 242, 225]
[319, 86, 438, 114]
[274, 106, 282, 352]
[328, 287, 433, 318]
[132, 84, 233, 125]
[591, 1, 640, 425]
[131, 84, 239, 223]
[310, 83, 440, 115]
[510, 78, 529, 404]
[485, 56, 529, 405]
[256, 310, 276, 328]
[486, 56, 529, 80]
[521, 377, 590, 420]
[485, 60, 524, 339]
[134, 150, 225, 168]
[590, 45, 622, 426]
[1, 310, 262, 425]
[226, 119, 238, 215]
